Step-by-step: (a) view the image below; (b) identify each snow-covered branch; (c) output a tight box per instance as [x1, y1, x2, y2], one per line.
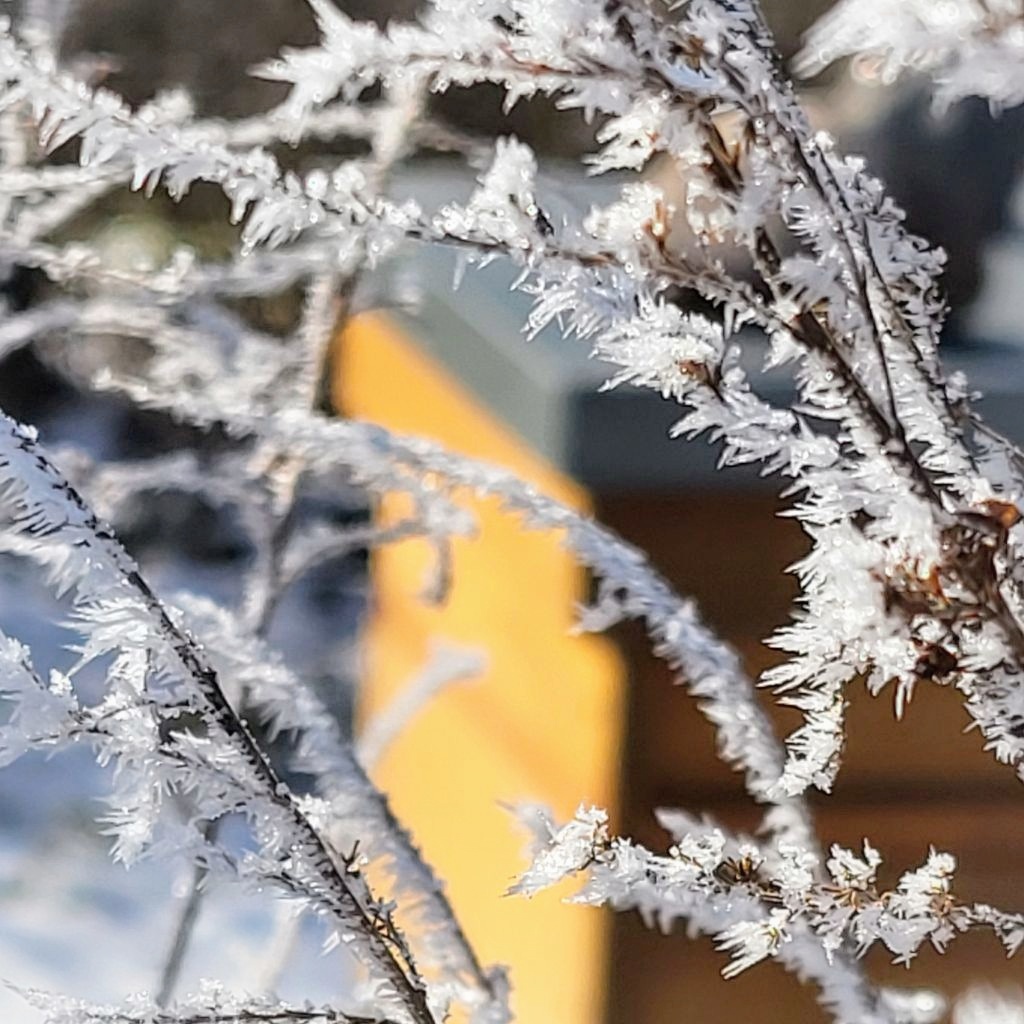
[798, 0, 1024, 111]
[88, 384, 815, 838]
[0, 0, 1022, 1016]
[17, 984, 402, 1024]
[10, 0, 1021, 798]
[514, 806, 1021, 1021]
[0, 414, 435, 1024]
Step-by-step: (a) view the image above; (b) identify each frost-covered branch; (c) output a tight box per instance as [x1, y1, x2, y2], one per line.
[165, 596, 507, 1024]
[0, 413, 435, 1024]
[151, 77, 437, 1004]
[109, 385, 824, 851]
[256, 641, 495, 1015]
[0, 0, 1022, 1015]
[513, 806, 1020, 1022]
[355, 644, 485, 770]
[798, 0, 1024, 110]
[17, 984, 402, 1024]
[13, 0, 1023, 798]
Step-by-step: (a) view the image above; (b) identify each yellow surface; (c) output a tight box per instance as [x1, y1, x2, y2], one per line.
[336, 311, 625, 1024]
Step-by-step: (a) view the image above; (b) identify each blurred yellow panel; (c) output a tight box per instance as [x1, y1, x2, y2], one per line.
[335, 311, 625, 1024]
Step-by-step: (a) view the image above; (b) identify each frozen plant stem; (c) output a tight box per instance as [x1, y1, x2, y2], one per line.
[156, 277, 346, 1006]
[0, 413, 436, 1024]
[158, 81, 430, 1003]
[1, 0, 1024, 1018]
[259, 644, 486, 994]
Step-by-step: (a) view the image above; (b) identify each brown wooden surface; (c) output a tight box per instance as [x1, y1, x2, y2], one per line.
[595, 491, 1024, 1024]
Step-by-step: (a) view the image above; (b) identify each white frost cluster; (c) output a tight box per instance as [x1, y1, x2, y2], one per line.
[799, 0, 1024, 110]
[512, 807, 1023, 993]
[18, 981, 390, 1024]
